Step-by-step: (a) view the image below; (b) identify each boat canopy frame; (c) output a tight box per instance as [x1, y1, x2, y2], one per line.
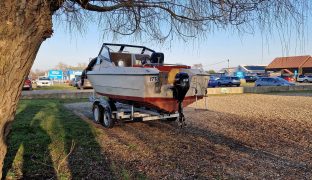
[103, 43, 156, 55]
[97, 43, 163, 67]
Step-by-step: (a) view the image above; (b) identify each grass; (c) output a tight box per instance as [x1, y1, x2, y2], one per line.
[240, 82, 255, 87]
[3, 99, 115, 179]
[34, 84, 77, 90]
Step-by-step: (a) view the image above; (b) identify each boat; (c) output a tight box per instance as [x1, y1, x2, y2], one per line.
[86, 43, 209, 116]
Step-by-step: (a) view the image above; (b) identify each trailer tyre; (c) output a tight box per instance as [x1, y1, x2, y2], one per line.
[93, 104, 103, 124]
[102, 107, 114, 128]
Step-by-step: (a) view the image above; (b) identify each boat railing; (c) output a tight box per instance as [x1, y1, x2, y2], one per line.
[142, 63, 187, 67]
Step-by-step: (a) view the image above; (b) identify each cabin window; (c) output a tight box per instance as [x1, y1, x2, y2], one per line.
[100, 47, 111, 61]
[96, 57, 102, 65]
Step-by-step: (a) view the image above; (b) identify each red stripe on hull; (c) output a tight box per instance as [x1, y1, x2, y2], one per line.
[96, 92, 202, 113]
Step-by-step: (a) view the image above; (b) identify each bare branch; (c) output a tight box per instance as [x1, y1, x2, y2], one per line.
[53, 0, 311, 41]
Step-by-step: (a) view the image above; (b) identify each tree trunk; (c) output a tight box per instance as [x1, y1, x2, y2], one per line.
[0, 1, 56, 178]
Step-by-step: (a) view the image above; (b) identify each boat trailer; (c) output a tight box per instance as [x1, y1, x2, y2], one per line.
[89, 94, 180, 128]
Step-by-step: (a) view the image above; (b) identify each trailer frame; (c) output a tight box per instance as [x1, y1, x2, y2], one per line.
[89, 94, 179, 128]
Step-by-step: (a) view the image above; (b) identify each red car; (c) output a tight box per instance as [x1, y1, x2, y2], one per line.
[23, 77, 32, 90]
[280, 76, 295, 82]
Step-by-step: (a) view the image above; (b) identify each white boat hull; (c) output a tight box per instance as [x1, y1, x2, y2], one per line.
[87, 67, 209, 113]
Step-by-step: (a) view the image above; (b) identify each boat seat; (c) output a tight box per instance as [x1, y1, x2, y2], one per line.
[118, 60, 125, 67]
[110, 53, 132, 67]
[150, 52, 164, 64]
[135, 54, 150, 65]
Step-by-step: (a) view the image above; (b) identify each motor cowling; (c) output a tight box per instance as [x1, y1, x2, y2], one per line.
[172, 72, 190, 102]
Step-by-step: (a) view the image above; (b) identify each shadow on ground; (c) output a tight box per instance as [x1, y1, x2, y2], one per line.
[66, 102, 312, 179]
[3, 100, 312, 179]
[3, 100, 114, 179]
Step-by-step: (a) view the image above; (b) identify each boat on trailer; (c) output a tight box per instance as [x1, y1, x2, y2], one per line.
[86, 43, 209, 127]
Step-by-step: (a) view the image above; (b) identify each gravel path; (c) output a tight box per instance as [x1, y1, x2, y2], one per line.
[65, 93, 312, 179]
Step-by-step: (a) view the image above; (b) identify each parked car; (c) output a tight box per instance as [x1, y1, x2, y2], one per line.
[217, 76, 240, 87]
[77, 78, 93, 90]
[22, 77, 32, 90]
[279, 75, 295, 82]
[69, 78, 80, 87]
[36, 77, 52, 87]
[70, 75, 83, 87]
[208, 76, 219, 88]
[244, 75, 258, 82]
[297, 75, 312, 83]
[255, 77, 295, 86]
[69, 78, 74, 86]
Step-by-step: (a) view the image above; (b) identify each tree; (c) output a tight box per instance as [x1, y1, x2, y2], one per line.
[192, 64, 204, 70]
[29, 69, 47, 80]
[70, 63, 88, 70]
[207, 69, 216, 74]
[55, 62, 71, 72]
[54, 62, 87, 72]
[0, 0, 310, 178]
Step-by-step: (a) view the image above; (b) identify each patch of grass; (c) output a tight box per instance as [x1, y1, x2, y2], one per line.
[35, 84, 77, 90]
[58, 98, 89, 104]
[127, 143, 137, 150]
[120, 167, 146, 180]
[121, 168, 131, 179]
[3, 99, 113, 179]
[240, 82, 255, 87]
[135, 173, 148, 180]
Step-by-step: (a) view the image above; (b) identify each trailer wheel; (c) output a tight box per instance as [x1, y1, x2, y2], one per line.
[93, 104, 103, 124]
[102, 107, 114, 128]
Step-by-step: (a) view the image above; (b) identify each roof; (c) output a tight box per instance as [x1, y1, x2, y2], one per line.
[266, 55, 311, 69]
[239, 65, 267, 71]
[302, 57, 312, 68]
[218, 67, 236, 73]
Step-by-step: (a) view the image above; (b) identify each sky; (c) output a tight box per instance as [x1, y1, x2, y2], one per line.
[33, 17, 312, 72]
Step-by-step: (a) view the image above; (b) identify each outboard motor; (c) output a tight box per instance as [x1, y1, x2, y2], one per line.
[172, 72, 190, 127]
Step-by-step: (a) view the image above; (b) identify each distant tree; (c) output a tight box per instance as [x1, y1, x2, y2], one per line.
[192, 64, 204, 70]
[55, 62, 71, 72]
[70, 63, 88, 70]
[0, 0, 311, 178]
[29, 69, 47, 80]
[54, 62, 87, 71]
[207, 70, 216, 74]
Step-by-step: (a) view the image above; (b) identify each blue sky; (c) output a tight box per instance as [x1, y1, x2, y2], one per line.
[33, 18, 312, 71]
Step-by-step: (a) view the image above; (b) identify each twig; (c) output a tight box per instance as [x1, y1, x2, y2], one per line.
[57, 140, 76, 173]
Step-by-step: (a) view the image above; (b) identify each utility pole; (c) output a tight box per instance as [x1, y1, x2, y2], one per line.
[227, 59, 230, 69]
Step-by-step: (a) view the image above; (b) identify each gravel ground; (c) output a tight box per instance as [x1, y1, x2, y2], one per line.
[65, 93, 312, 179]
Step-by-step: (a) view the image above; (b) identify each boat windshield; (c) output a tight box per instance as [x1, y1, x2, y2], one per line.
[104, 43, 155, 56]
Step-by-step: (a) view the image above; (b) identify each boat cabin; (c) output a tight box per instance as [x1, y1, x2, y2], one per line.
[97, 43, 164, 67]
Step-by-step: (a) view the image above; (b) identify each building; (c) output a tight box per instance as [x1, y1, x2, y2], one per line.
[266, 55, 312, 75]
[66, 70, 83, 80]
[235, 65, 267, 76]
[218, 67, 236, 76]
[301, 57, 312, 74]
